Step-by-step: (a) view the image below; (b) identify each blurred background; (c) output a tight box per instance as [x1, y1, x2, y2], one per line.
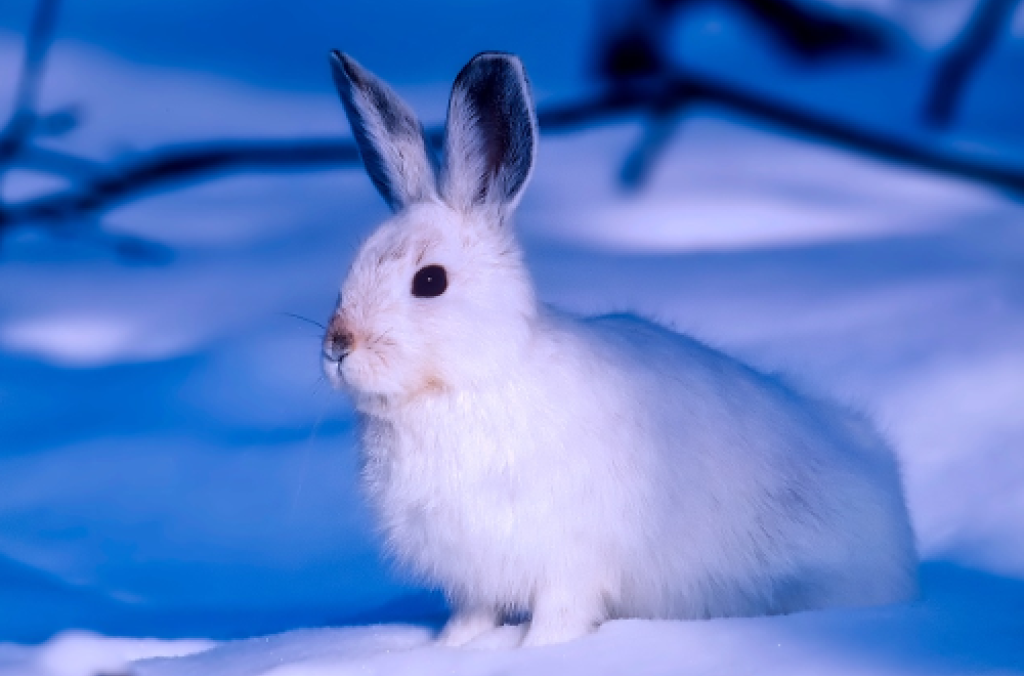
[1, 0, 1023, 653]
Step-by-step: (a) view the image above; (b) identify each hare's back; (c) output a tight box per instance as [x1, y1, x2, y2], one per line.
[575, 311, 902, 500]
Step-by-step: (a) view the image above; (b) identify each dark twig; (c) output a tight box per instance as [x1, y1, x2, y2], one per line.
[674, 69, 1024, 193]
[0, 139, 361, 226]
[0, 0, 61, 170]
[18, 145, 102, 178]
[596, 0, 891, 85]
[620, 95, 688, 190]
[727, 0, 892, 60]
[924, 0, 1020, 128]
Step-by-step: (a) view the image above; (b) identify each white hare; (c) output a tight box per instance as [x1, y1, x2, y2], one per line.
[322, 50, 917, 648]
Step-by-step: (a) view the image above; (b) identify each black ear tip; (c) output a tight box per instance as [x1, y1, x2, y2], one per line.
[328, 50, 345, 67]
[455, 52, 530, 94]
[328, 50, 345, 76]
[467, 51, 523, 73]
[328, 50, 362, 83]
[470, 51, 519, 62]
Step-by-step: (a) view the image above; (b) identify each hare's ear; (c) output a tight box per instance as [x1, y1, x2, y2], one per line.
[441, 52, 537, 213]
[329, 51, 437, 211]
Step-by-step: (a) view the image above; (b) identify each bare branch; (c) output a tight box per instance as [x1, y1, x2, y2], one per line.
[673, 69, 1024, 194]
[619, 97, 687, 190]
[595, 0, 892, 86]
[0, 139, 361, 226]
[0, 0, 61, 169]
[4, 72, 1024, 236]
[620, 112, 683, 190]
[924, 0, 1020, 129]
[18, 145, 103, 178]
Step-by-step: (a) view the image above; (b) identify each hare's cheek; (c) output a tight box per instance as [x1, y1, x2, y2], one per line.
[339, 350, 406, 397]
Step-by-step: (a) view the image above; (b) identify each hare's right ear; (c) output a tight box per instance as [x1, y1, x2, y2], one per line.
[329, 51, 437, 211]
[441, 52, 537, 214]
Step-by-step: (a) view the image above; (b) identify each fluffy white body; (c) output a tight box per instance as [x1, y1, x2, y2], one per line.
[324, 52, 917, 647]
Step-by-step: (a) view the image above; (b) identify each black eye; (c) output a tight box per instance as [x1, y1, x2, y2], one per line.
[412, 265, 448, 298]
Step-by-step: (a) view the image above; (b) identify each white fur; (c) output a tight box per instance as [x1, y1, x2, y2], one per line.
[325, 52, 918, 648]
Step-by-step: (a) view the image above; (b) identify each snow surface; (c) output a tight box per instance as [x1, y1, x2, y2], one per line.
[1, 1, 1024, 673]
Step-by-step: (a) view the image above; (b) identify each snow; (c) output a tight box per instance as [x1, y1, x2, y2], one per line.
[0, 632, 211, 676]
[11, 567, 1024, 676]
[1, 0, 1024, 673]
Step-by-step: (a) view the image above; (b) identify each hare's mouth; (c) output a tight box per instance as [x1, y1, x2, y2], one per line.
[322, 353, 346, 390]
[325, 346, 389, 396]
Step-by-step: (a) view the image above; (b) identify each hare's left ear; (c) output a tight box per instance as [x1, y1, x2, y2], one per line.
[440, 52, 537, 213]
[330, 51, 438, 212]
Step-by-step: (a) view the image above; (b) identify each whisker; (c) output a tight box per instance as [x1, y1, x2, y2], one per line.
[310, 373, 329, 395]
[281, 312, 327, 331]
[371, 329, 396, 347]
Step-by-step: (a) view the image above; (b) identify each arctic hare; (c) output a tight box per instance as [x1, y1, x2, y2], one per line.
[322, 50, 917, 648]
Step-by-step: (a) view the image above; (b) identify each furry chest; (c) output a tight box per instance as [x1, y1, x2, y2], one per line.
[362, 411, 562, 599]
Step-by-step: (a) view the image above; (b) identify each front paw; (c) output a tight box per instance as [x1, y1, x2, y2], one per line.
[521, 599, 602, 647]
[520, 619, 597, 647]
[437, 607, 500, 647]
